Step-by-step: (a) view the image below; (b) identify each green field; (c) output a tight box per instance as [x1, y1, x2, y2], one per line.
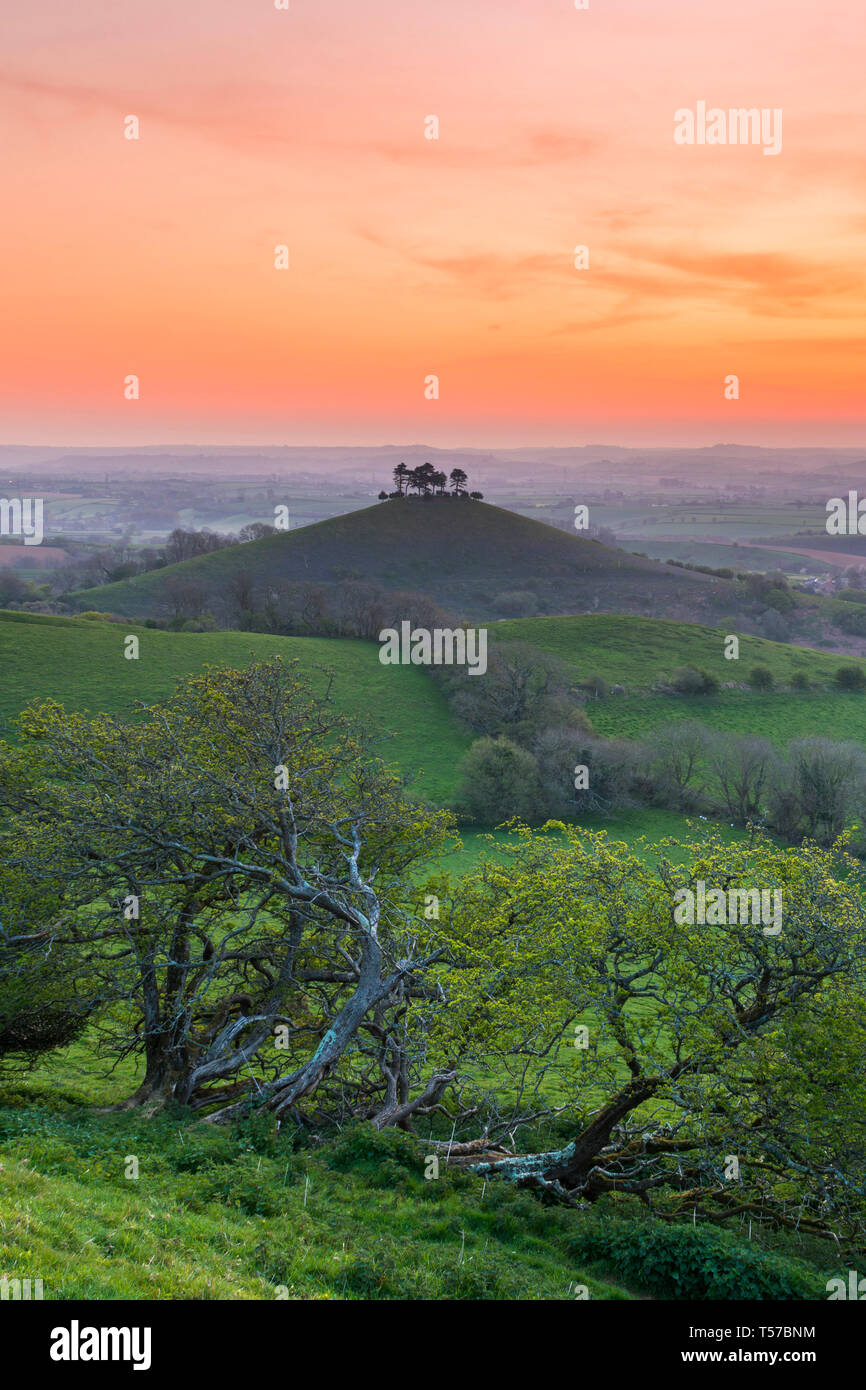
[0, 613, 470, 805]
[6, 610, 866, 805]
[490, 615, 866, 747]
[495, 613, 865, 689]
[591, 688, 866, 744]
[506, 499, 832, 544]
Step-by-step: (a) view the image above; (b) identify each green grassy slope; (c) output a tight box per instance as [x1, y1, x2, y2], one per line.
[591, 689, 866, 745]
[2, 1088, 827, 1300]
[0, 1104, 632, 1300]
[5, 611, 866, 799]
[437, 812, 768, 877]
[493, 615, 866, 746]
[495, 614, 866, 688]
[0, 613, 470, 805]
[74, 499, 725, 621]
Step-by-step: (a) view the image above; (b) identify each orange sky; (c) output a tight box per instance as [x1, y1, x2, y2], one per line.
[1, 0, 864, 446]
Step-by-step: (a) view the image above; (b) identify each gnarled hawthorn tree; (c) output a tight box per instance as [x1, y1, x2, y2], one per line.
[0, 658, 455, 1121]
[428, 825, 866, 1247]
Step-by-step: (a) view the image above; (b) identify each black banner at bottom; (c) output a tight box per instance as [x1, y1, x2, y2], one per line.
[3, 1298, 859, 1376]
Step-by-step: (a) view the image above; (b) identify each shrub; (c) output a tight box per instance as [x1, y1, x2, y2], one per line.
[790, 670, 810, 691]
[567, 1218, 825, 1300]
[763, 587, 795, 613]
[755, 609, 792, 642]
[492, 590, 538, 618]
[325, 1123, 425, 1185]
[834, 605, 866, 637]
[748, 664, 774, 690]
[579, 673, 609, 699]
[671, 665, 719, 695]
[454, 737, 544, 823]
[835, 664, 866, 690]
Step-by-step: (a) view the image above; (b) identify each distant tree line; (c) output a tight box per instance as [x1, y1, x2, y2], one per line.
[49, 524, 277, 596]
[128, 575, 456, 639]
[652, 660, 866, 696]
[455, 715, 866, 854]
[427, 639, 866, 847]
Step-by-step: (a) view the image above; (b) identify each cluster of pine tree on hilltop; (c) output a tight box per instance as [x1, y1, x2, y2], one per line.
[378, 463, 484, 500]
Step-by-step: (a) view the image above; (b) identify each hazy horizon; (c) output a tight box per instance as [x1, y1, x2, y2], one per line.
[2, 440, 865, 456]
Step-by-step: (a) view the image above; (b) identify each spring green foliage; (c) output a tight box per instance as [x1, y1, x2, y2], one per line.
[429, 824, 866, 1241]
[0, 658, 455, 1116]
[590, 690, 866, 745]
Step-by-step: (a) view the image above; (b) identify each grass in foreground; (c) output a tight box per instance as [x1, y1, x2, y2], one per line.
[0, 1101, 833, 1301]
[0, 1102, 631, 1301]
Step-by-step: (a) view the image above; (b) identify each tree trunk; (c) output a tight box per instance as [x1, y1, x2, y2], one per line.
[104, 1048, 189, 1114]
[472, 1077, 660, 1193]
